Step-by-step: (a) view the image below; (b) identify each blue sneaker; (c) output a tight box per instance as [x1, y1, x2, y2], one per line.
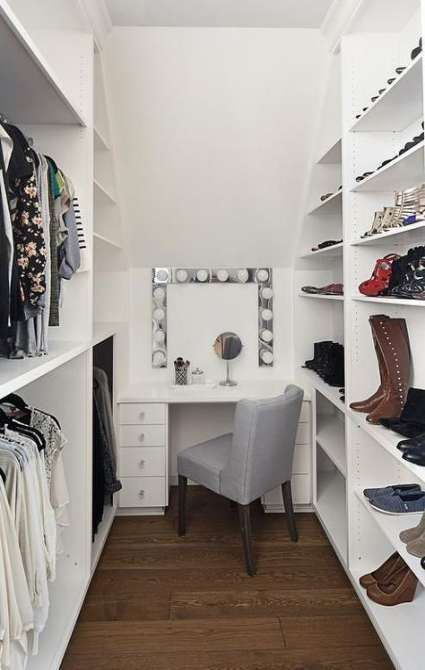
[363, 484, 421, 499]
[369, 491, 425, 515]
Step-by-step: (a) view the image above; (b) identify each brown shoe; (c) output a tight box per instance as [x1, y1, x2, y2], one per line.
[350, 315, 389, 413]
[359, 551, 402, 588]
[366, 565, 418, 606]
[366, 317, 411, 424]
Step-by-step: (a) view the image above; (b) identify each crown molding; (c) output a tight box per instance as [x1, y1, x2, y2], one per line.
[78, 0, 112, 51]
[321, 0, 363, 53]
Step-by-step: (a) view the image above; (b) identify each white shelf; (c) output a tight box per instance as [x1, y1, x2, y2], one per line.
[317, 138, 342, 164]
[0, 340, 89, 398]
[91, 503, 116, 575]
[308, 190, 342, 215]
[351, 55, 423, 132]
[92, 322, 124, 347]
[299, 293, 344, 302]
[94, 232, 122, 249]
[303, 368, 346, 414]
[349, 569, 425, 670]
[0, 0, 86, 125]
[351, 141, 425, 192]
[352, 295, 425, 307]
[348, 410, 425, 486]
[316, 470, 347, 566]
[352, 221, 425, 246]
[317, 416, 346, 477]
[301, 241, 343, 258]
[94, 179, 117, 205]
[355, 488, 425, 589]
[94, 126, 111, 151]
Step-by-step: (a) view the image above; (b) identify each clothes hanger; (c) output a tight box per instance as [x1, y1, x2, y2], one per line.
[0, 468, 6, 485]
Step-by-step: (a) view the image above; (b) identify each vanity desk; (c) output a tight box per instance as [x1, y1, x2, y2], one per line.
[117, 380, 312, 515]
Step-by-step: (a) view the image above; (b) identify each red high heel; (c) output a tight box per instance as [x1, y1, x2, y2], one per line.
[359, 254, 400, 297]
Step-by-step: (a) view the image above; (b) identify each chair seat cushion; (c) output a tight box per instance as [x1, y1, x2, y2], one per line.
[177, 433, 232, 494]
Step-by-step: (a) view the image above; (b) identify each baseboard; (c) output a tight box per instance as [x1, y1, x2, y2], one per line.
[116, 507, 166, 516]
[264, 504, 314, 514]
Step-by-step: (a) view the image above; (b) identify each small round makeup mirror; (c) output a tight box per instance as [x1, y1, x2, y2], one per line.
[213, 332, 242, 386]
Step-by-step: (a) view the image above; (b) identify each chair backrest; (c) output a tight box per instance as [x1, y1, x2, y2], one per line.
[220, 384, 304, 505]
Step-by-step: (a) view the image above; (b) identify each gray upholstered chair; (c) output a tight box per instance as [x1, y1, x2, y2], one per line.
[177, 384, 304, 575]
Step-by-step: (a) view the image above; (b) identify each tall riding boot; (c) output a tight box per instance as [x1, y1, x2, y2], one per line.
[366, 318, 411, 424]
[350, 315, 389, 413]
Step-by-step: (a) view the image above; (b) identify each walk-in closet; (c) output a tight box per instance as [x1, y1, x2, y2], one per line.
[0, 0, 424, 668]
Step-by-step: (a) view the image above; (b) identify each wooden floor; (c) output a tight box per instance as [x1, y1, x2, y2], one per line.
[62, 487, 393, 669]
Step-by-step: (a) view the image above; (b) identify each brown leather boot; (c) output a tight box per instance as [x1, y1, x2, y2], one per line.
[350, 315, 389, 413]
[366, 565, 418, 606]
[366, 317, 411, 424]
[359, 552, 402, 588]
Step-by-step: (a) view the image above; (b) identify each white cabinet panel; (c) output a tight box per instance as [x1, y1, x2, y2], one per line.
[120, 447, 166, 477]
[120, 424, 166, 447]
[120, 403, 166, 425]
[119, 477, 166, 507]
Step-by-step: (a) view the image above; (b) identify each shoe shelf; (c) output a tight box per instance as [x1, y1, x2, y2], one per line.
[350, 54, 423, 133]
[352, 296, 425, 307]
[349, 568, 425, 670]
[94, 178, 117, 205]
[316, 470, 347, 566]
[94, 125, 111, 152]
[307, 190, 342, 215]
[351, 140, 425, 192]
[351, 221, 425, 246]
[303, 369, 346, 414]
[317, 416, 346, 477]
[301, 241, 343, 258]
[93, 232, 123, 250]
[317, 138, 342, 165]
[355, 488, 425, 589]
[299, 293, 344, 302]
[348, 410, 425, 487]
[0, 0, 87, 125]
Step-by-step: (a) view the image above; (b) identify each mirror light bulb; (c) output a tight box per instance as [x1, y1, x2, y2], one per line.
[154, 330, 165, 344]
[261, 308, 273, 321]
[260, 349, 274, 365]
[260, 329, 273, 343]
[153, 307, 165, 321]
[257, 269, 269, 282]
[217, 269, 229, 282]
[237, 269, 249, 283]
[261, 287, 273, 300]
[197, 269, 209, 282]
[176, 269, 188, 283]
[153, 287, 165, 301]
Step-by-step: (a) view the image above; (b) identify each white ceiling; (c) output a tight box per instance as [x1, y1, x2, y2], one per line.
[105, 0, 336, 28]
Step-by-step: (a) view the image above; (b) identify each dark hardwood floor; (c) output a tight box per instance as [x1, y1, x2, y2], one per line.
[61, 487, 393, 669]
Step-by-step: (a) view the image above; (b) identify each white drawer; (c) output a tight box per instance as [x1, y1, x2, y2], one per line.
[120, 447, 166, 477]
[299, 402, 311, 423]
[263, 474, 312, 507]
[120, 424, 166, 447]
[296, 422, 311, 445]
[119, 476, 166, 507]
[292, 444, 311, 475]
[120, 403, 166, 425]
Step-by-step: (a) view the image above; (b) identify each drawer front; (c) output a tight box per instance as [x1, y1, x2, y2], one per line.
[120, 403, 166, 425]
[120, 424, 166, 447]
[119, 477, 166, 508]
[296, 422, 311, 445]
[299, 402, 310, 423]
[120, 447, 166, 477]
[292, 444, 311, 475]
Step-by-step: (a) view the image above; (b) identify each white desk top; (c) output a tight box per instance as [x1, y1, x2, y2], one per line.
[119, 379, 310, 404]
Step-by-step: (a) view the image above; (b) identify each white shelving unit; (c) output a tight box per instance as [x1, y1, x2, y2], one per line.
[296, 2, 425, 667]
[0, 3, 124, 668]
[299, 293, 344, 302]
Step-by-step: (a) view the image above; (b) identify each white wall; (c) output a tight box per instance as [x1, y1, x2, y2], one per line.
[105, 27, 328, 268]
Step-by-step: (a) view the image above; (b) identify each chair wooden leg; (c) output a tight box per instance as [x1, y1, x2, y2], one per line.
[282, 480, 298, 542]
[237, 503, 256, 576]
[178, 475, 187, 536]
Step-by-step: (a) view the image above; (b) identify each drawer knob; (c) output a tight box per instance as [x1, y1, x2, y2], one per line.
[139, 412, 145, 419]
[139, 460, 145, 468]
[139, 490, 145, 498]
[139, 433, 145, 442]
